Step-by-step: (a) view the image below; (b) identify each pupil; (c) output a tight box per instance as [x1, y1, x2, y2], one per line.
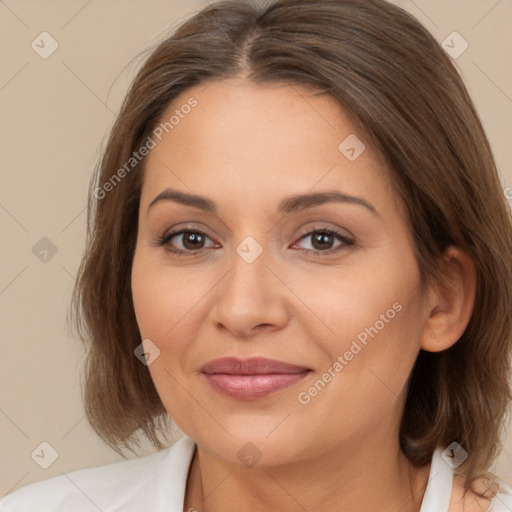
[184, 232, 203, 250]
[313, 232, 332, 250]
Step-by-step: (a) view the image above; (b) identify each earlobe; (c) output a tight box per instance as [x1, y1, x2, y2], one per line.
[420, 246, 477, 353]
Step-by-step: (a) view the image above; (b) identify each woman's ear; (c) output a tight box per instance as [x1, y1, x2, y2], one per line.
[421, 246, 477, 352]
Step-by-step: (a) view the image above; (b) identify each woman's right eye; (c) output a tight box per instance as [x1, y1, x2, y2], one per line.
[155, 229, 216, 256]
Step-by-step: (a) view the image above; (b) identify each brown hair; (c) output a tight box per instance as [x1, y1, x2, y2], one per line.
[72, 0, 512, 493]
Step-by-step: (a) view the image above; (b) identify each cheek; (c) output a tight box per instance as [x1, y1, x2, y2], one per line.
[131, 251, 196, 342]
[297, 278, 424, 444]
[308, 243, 424, 398]
[131, 252, 197, 419]
[131, 256, 165, 340]
[302, 248, 422, 352]
[130, 249, 219, 387]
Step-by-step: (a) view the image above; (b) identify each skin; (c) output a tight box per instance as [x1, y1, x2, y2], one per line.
[131, 78, 481, 511]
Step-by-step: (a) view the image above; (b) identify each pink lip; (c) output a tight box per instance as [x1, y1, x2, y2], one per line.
[200, 357, 312, 400]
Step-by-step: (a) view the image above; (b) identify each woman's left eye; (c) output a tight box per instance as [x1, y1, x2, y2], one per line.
[293, 228, 354, 255]
[154, 227, 354, 256]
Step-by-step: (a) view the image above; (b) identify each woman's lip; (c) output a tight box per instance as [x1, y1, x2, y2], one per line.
[200, 356, 310, 375]
[202, 371, 311, 399]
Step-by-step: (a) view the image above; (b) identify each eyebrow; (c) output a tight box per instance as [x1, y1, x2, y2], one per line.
[147, 187, 378, 216]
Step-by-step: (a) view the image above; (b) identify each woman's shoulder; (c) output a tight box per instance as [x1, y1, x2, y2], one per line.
[0, 435, 196, 512]
[0, 450, 171, 512]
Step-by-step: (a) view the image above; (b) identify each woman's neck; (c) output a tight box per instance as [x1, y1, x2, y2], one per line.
[183, 437, 431, 512]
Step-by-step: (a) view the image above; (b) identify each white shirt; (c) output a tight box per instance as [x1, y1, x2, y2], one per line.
[1, 435, 511, 511]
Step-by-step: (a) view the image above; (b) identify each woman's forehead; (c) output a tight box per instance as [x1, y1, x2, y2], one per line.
[141, 80, 394, 212]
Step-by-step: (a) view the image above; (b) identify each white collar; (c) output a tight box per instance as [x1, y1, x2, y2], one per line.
[419, 448, 454, 512]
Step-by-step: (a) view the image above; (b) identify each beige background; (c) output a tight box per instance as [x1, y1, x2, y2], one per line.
[1, 0, 511, 498]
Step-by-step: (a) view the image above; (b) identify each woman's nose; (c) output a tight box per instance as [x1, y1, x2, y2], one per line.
[209, 244, 291, 339]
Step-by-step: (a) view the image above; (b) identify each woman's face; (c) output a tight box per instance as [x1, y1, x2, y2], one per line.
[131, 79, 429, 467]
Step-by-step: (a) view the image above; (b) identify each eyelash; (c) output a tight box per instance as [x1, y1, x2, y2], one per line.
[153, 225, 355, 257]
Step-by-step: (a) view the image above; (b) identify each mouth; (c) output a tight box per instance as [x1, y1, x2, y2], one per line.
[200, 357, 312, 400]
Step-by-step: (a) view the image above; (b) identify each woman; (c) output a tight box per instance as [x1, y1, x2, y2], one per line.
[2, 0, 511, 510]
